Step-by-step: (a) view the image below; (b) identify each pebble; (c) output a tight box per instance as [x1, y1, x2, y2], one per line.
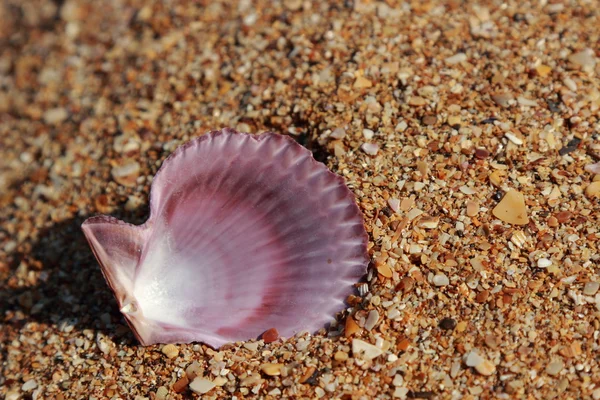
[43, 107, 68, 124]
[584, 282, 599, 296]
[537, 258, 552, 269]
[511, 230, 528, 249]
[492, 190, 529, 225]
[546, 360, 564, 376]
[447, 115, 461, 126]
[334, 350, 349, 361]
[517, 96, 538, 107]
[393, 387, 409, 398]
[161, 344, 179, 359]
[352, 338, 383, 360]
[262, 328, 279, 343]
[111, 161, 141, 187]
[491, 93, 513, 107]
[568, 48, 596, 68]
[22, 379, 38, 391]
[466, 201, 479, 217]
[364, 310, 379, 331]
[330, 127, 346, 139]
[387, 198, 400, 213]
[445, 52, 467, 65]
[155, 386, 169, 400]
[432, 273, 449, 287]
[585, 181, 600, 198]
[214, 376, 227, 386]
[417, 216, 439, 229]
[585, 162, 600, 175]
[504, 132, 524, 145]
[377, 263, 393, 278]
[5, 392, 21, 400]
[555, 211, 572, 223]
[362, 129, 375, 140]
[260, 363, 284, 376]
[392, 374, 404, 386]
[408, 96, 427, 106]
[535, 64, 551, 77]
[395, 121, 408, 132]
[422, 114, 437, 126]
[439, 317, 457, 330]
[345, 316, 361, 337]
[563, 77, 577, 91]
[354, 76, 372, 89]
[361, 142, 379, 155]
[396, 276, 415, 293]
[125, 195, 144, 211]
[189, 377, 216, 394]
[465, 351, 496, 376]
[474, 148, 490, 159]
[243, 341, 260, 352]
[185, 361, 203, 379]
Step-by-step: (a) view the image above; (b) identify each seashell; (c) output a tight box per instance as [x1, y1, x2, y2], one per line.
[82, 129, 369, 348]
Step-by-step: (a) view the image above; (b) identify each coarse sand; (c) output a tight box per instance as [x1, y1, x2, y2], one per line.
[1, 0, 600, 399]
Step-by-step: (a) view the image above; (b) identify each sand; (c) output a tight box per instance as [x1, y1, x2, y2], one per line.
[1, 0, 600, 399]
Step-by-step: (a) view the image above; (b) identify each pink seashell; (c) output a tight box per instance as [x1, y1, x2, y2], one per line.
[82, 129, 368, 347]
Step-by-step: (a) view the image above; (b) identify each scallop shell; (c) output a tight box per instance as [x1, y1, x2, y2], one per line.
[82, 129, 369, 347]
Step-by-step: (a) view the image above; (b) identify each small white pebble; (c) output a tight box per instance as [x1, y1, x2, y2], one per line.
[445, 52, 467, 65]
[395, 121, 407, 132]
[387, 198, 400, 213]
[392, 373, 404, 386]
[361, 142, 379, 155]
[433, 274, 450, 287]
[22, 379, 38, 391]
[43, 107, 68, 124]
[466, 351, 484, 367]
[387, 308, 401, 320]
[563, 77, 577, 91]
[537, 258, 552, 268]
[243, 342, 260, 352]
[505, 132, 524, 145]
[584, 282, 600, 296]
[568, 48, 596, 68]
[330, 127, 346, 139]
[546, 360, 564, 376]
[189, 377, 216, 394]
[352, 338, 383, 360]
[362, 129, 375, 140]
[517, 96, 538, 107]
[364, 310, 379, 331]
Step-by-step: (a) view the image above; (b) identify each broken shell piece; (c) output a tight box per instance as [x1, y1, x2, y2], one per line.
[82, 129, 369, 348]
[361, 142, 379, 155]
[352, 338, 383, 360]
[492, 189, 529, 225]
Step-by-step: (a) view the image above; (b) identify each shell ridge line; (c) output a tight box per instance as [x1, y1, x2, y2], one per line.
[167, 133, 249, 250]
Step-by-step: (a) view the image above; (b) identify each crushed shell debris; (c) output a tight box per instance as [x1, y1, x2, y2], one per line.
[2, 0, 600, 399]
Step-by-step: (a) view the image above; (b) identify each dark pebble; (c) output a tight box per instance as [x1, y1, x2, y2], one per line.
[439, 317, 457, 330]
[558, 137, 582, 156]
[474, 148, 490, 159]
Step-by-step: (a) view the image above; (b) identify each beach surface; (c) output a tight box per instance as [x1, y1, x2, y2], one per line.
[1, 0, 600, 398]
